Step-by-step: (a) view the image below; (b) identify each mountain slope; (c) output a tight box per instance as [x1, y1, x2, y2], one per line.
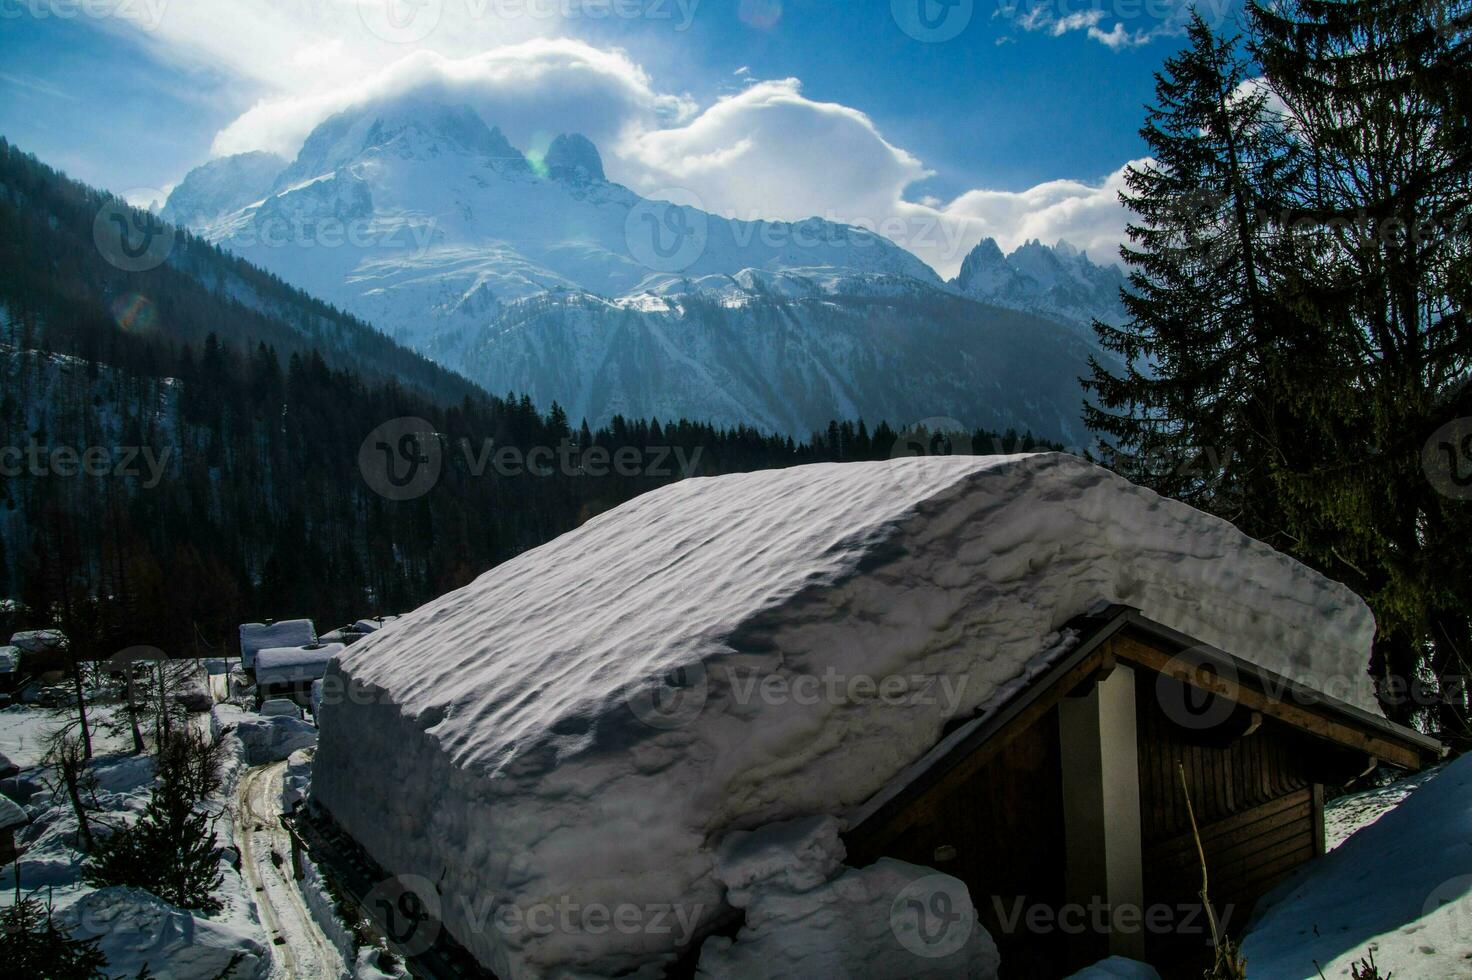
[0, 137, 482, 405]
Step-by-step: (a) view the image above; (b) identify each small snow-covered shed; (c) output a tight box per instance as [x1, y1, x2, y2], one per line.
[0, 791, 27, 864]
[7, 629, 66, 674]
[255, 643, 342, 704]
[0, 645, 20, 692]
[312, 455, 1440, 979]
[238, 619, 316, 670]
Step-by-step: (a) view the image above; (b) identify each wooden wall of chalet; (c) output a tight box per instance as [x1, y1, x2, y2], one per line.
[1137, 670, 1329, 971]
[864, 707, 1076, 977]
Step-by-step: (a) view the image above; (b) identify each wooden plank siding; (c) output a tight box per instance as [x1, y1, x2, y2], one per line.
[865, 710, 1077, 978]
[841, 611, 1439, 977]
[1133, 665, 1328, 972]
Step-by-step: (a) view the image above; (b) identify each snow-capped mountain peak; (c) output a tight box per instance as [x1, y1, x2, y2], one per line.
[542, 133, 605, 184]
[159, 150, 286, 226]
[951, 236, 1126, 331]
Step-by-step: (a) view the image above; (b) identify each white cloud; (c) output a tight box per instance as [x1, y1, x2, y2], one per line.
[196, 40, 1135, 277]
[1088, 23, 1152, 49]
[212, 40, 695, 159]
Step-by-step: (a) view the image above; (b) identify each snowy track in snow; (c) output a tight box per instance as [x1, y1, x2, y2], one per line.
[236, 761, 347, 980]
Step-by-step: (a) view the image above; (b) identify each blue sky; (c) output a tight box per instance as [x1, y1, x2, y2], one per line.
[0, 0, 1240, 271]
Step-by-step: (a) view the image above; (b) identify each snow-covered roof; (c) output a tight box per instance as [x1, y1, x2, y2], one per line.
[8, 629, 66, 654]
[314, 454, 1376, 977]
[352, 616, 398, 634]
[238, 619, 316, 669]
[0, 645, 19, 673]
[0, 792, 26, 832]
[255, 644, 342, 688]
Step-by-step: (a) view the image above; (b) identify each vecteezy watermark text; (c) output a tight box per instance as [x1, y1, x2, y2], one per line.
[0, 443, 173, 489]
[358, 417, 706, 501]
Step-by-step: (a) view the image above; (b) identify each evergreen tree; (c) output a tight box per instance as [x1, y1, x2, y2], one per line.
[0, 890, 109, 979]
[1084, 13, 1301, 529]
[83, 727, 226, 913]
[1249, 0, 1472, 725]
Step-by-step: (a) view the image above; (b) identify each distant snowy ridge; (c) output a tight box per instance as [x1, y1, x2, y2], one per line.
[951, 236, 1127, 334]
[166, 96, 1115, 440]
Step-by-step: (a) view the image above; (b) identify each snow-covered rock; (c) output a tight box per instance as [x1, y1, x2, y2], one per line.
[313, 454, 1374, 978]
[1242, 753, 1472, 977]
[58, 885, 269, 980]
[231, 713, 317, 765]
[281, 747, 313, 813]
[697, 857, 998, 978]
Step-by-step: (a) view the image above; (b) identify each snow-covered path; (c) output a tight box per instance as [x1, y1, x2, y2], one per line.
[235, 761, 347, 980]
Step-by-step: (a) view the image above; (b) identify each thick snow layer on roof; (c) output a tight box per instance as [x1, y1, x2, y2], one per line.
[255, 643, 342, 687]
[238, 619, 315, 669]
[314, 453, 1376, 978]
[8, 629, 66, 653]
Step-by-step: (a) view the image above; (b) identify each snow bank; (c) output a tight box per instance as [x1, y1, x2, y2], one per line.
[255, 643, 343, 687]
[238, 620, 315, 670]
[697, 857, 998, 978]
[1065, 957, 1162, 979]
[314, 454, 1376, 977]
[1242, 753, 1472, 977]
[697, 816, 997, 977]
[227, 710, 318, 765]
[59, 886, 269, 980]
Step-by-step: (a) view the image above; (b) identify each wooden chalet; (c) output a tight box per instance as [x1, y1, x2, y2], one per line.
[844, 605, 1443, 978]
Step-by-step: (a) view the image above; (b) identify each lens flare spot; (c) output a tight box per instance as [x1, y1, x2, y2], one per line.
[738, 0, 782, 30]
[111, 292, 157, 333]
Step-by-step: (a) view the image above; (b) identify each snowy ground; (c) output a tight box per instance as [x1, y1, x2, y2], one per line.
[1, 695, 367, 979]
[234, 760, 346, 980]
[1243, 753, 1472, 978]
[1324, 765, 1446, 851]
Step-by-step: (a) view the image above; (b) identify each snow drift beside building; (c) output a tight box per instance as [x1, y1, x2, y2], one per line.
[312, 454, 1377, 978]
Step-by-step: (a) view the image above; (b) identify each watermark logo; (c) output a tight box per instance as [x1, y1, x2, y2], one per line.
[890, 874, 974, 958]
[363, 874, 442, 956]
[1423, 417, 1472, 500]
[625, 660, 709, 729]
[94, 193, 176, 273]
[0, 0, 170, 31]
[0, 442, 174, 488]
[625, 191, 708, 273]
[1423, 874, 1472, 939]
[358, 0, 442, 43]
[1156, 647, 1240, 731]
[887, 415, 974, 494]
[891, 0, 972, 42]
[358, 417, 443, 502]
